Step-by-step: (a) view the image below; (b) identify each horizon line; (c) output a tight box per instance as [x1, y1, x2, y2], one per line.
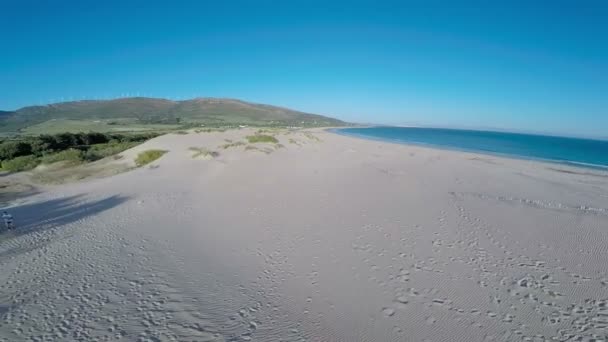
[2, 96, 606, 141]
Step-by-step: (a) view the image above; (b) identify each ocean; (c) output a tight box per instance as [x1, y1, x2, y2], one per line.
[334, 127, 608, 170]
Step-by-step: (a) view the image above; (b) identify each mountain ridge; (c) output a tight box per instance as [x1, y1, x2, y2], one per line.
[0, 97, 347, 133]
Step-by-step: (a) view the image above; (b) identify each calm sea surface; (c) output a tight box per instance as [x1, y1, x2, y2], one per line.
[335, 127, 608, 170]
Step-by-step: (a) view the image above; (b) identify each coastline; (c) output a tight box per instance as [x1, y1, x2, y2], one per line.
[331, 126, 608, 173]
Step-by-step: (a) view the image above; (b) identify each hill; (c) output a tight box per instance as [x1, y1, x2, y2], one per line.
[0, 97, 347, 134]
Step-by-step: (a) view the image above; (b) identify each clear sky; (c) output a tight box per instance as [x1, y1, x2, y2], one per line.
[1, 1, 607, 137]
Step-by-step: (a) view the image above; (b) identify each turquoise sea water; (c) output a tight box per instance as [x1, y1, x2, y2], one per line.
[335, 127, 608, 170]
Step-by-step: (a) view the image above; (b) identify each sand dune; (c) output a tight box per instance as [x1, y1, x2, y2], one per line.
[1, 128, 607, 341]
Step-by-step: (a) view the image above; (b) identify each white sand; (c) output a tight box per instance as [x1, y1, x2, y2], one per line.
[1, 128, 607, 341]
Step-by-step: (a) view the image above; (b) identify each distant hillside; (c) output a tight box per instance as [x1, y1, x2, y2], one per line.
[0, 97, 347, 133]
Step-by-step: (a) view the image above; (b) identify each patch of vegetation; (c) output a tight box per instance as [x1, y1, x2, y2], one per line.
[256, 128, 283, 134]
[303, 132, 321, 142]
[40, 149, 84, 165]
[21, 119, 180, 135]
[0, 141, 32, 160]
[83, 141, 142, 161]
[195, 128, 228, 133]
[1, 155, 40, 172]
[0, 132, 158, 173]
[135, 150, 167, 167]
[221, 141, 246, 149]
[246, 134, 278, 144]
[29, 161, 132, 185]
[288, 138, 301, 145]
[189, 147, 219, 159]
[35, 141, 143, 166]
[244, 145, 273, 154]
[1, 132, 157, 157]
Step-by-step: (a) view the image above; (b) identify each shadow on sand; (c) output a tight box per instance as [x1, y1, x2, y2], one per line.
[0, 184, 40, 207]
[4, 194, 129, 237]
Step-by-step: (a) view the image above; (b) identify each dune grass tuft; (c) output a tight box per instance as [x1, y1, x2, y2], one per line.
[195, 128, 227, 133]
[189, 147, 219, 159]
[246, 134, 278, 144]
[221, 141, 246, 149]
[288, 138, 302, 146]
[303, 132, 321, 142]
[135, 150, 167, 167]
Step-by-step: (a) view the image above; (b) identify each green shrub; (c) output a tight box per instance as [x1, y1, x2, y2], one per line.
[40, 149, 84, 164]
[135, 150, 167, 167]
[246, 134, 278, 144]
[1, 155, 40, 172]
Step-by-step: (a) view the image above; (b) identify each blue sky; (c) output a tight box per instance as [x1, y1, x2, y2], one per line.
[1, 1, 607, 137]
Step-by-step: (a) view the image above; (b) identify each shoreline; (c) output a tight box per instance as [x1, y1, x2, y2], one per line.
[331, 127, 608, 173]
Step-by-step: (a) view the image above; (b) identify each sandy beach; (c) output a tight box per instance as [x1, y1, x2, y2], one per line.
[1, 128, 607, 342]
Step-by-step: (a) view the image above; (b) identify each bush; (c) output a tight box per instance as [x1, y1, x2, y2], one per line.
[246, 135, 278, 144]
[1, 155, 40, 172]
[40, 149, 84, 164]
[135, 150, 167, 167]
[0, 141, 32, 160]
